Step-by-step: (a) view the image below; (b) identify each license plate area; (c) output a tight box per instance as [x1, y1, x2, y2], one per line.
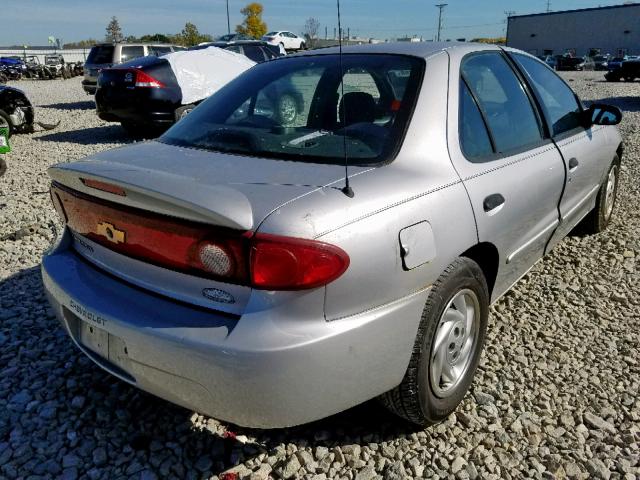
[62, 306, 135, 383]
[78, 321, 109, 357]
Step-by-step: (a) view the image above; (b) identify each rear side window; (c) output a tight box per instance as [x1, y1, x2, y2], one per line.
[120, 46, 145, 62]
[242, 45, 266, 63]
[149, 46, 172, 56]
[512, 53, 582, 136]
[461, 53, 542, 155]
[86, 45, 114, 64]
[459, 80, 493, 160]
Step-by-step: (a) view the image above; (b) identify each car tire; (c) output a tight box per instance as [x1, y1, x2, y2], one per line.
[0, 109, 13, 137]
[380, 257, 489, 426]
[175, 104, 196, 122]
[581, 156, 620, 234]
[300, 42, 306, 50]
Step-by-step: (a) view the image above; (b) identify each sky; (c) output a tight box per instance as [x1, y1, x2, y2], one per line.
[0, 0, 629, 46]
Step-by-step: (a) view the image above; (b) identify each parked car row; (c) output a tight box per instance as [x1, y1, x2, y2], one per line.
[605, 57, 640, 82]
[0, 55, 84, 82]
[89, 40, 289, 136]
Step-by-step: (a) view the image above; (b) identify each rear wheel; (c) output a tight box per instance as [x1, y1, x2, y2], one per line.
[580, 156, 620, 234]
[380, 257, 489, 426]
[175, 104, 196, 122]
[0, 109, 13, 137]
[276, 94, 298, 126]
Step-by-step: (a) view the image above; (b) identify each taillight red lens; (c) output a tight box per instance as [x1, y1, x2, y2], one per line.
[250, 233, 350, 290]
[135, 70, 165, 88]
[51, 183, 350, 290]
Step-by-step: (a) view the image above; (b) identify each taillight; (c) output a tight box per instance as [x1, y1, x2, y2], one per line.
[250, 234, 350, 290]
[51, 184, 349, 290]
[134, 70, 165, 88]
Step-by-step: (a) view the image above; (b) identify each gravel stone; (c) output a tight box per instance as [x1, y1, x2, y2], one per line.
[0, 71, 638, 480]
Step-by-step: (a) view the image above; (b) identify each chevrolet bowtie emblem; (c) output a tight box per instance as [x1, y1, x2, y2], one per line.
[96, 222, 126, 244]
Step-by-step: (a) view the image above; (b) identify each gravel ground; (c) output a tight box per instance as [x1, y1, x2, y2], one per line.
[0, 73, 639, 480]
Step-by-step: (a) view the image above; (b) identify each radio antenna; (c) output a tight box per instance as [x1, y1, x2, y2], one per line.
[337, 0, 354, 197]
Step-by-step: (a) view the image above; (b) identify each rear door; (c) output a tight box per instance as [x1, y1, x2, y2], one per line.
[447, 50, 566, 301]
[510, 53, 611, 249]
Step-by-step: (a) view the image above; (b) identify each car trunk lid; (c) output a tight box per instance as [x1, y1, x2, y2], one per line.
[48, 140, 369, 313]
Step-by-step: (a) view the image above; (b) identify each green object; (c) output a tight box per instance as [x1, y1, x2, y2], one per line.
[0, 127, 10, 154]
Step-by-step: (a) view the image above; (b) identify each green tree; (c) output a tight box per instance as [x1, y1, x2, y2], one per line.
[236, 3, 267, 39]
[105, 16, 123, 42]
[179, 22, 212, 46]
[139, 33, 172, 43]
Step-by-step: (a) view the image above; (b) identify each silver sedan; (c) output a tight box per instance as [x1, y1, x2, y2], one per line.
[42, 42, 623, 428]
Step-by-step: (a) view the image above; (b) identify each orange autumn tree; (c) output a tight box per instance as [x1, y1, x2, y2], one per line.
[236, 2, 267, 39]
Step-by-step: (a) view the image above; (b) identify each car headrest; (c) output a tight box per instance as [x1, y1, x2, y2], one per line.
[339, 92, 376, 126]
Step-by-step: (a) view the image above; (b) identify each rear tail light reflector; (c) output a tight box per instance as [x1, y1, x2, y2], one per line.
[51, 183, 349, 290]
[134, 70, 165, 88]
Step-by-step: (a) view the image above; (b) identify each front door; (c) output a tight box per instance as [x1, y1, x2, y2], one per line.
[510, 53, 611, 248]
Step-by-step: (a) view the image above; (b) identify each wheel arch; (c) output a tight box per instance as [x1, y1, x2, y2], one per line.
[460, 242, 499, 297]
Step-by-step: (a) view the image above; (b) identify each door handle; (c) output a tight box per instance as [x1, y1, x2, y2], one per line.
[568, 157, 579, 172]
[483, 193, 505, 213]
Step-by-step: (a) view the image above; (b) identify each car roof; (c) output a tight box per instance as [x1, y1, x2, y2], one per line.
[291, 41, 501, 60]
[208, 40, 271, 46]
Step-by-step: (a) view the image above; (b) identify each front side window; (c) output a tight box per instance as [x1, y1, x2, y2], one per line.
[512, 53, 582, 136]
[161, 54, 424, 166]
[461, 53, 542, 155]
[121, 46, 145, 62]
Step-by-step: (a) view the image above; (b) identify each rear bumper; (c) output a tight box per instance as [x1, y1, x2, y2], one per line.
[42, 242, 427, 428]
[95, 87, 178, 126]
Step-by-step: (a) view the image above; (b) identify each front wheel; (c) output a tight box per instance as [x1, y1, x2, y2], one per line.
[300, 42, 306, 50]
[380, 257, 489, 426]
[580, 157, 620, 234]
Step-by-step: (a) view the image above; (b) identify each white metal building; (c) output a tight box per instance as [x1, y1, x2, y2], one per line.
[506, 3, 640, 57]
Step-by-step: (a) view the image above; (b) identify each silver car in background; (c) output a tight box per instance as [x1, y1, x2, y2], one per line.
[43, 42, 623, 428]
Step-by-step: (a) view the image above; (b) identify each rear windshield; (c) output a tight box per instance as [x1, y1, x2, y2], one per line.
[87, 45, 115, 64]
[160, 54, 424, 166]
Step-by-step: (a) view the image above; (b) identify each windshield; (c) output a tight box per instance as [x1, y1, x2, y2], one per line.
[160, 54, 424, 166]
[45, 56, 60, 65]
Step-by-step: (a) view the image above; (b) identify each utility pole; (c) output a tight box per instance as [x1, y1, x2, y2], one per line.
[546, 0, 551, 13]
[504, 10, 516, 35]
[435, 4, 447, 42]
[226, 0, 231, 35]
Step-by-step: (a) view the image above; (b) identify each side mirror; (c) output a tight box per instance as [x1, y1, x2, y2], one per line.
[584, 103, 622, 127]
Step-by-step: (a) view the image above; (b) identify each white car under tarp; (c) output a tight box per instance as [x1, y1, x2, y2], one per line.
[164, 47, 256, 105]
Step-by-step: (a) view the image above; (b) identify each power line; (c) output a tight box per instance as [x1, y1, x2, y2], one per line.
[435, 3, 447, 42]
[546, 0, 552, 13]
